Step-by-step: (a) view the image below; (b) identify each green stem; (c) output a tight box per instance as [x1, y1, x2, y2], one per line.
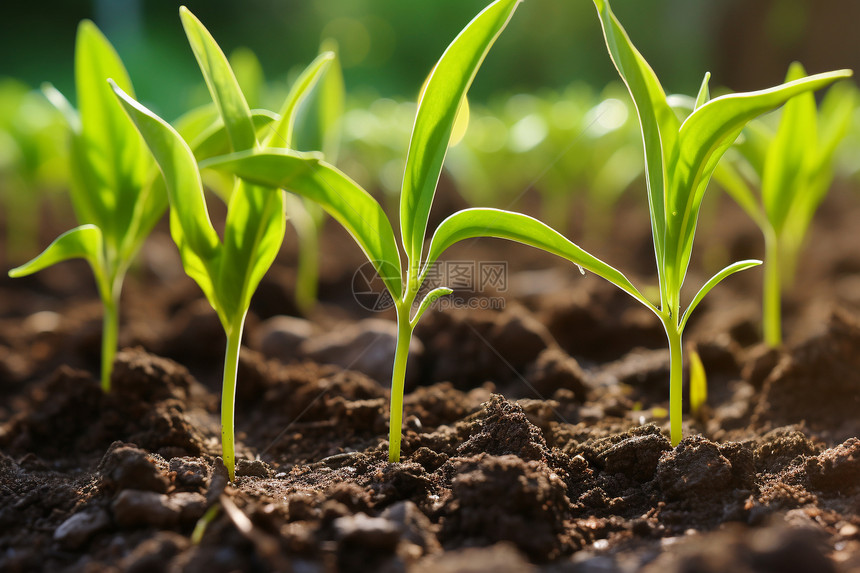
[99, 274, 124, 393]
[663, 318, 684, 447]
[763, 231, 782, 348]
[295, 224, 320, 315]
[222, 319, 245, 481]
[388, 303, 413, 463]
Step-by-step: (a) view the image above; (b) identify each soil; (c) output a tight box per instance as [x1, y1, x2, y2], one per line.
[2, 182, 860, 572]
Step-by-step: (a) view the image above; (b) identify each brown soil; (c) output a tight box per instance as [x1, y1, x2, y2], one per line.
[2, 185, 860, 572]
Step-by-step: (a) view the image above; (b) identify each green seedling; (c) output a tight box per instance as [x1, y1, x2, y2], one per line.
[8, 22, 165, 392]
[590, 0, 850, 444]
[714, 63, 855, 347]
[111, 8, 336, 480]
[200, 0, 646, 461]
[688, 347, 707, 419]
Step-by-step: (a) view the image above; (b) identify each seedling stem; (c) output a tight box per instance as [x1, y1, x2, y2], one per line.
[389, 299, 415, 462]
[222, 319, 245, 481]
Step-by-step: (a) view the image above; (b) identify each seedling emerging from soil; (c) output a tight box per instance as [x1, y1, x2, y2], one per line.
[8, 21, 165, 392]
[591, 0, 851, 444]
[714, 63, 855, 347]
[111, 8, 335, 480]
[201, 0, 658, 462]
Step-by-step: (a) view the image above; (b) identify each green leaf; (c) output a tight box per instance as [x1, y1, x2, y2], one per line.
[411, 287, 453, 328]
[308, 40, 345, 161]
[424, 208, 655, 311]
[264, 51, 335, 149]
[761, 63, 816, 234]
[180, 7, 256, 152]
[593, 0, 679, 274]
[666, 68, 852, 295]
[110, 81, 221, 263]
[679, 259, 761, 331]
[202, 149, 403, 299]
[41, 83, 81, 133]
[193, 110, 278, 162]
[694, 72, 711, 109]
[174, 103, 219, 143]
[8, 224, 108, 296]
[400, 0, 522, 267]
[713, 160, 768, 230]
[229, 46, 264, 109]
[218, 179, 286, 319]
[786, 78, 856, 242]
[73, 21, 151, 243]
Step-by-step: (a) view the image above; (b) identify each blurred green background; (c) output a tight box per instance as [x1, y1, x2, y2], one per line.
[3, 0, 859, 119]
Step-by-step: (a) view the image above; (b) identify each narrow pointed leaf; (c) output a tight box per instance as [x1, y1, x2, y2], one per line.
[400, 0, 522, 266]
[41, 83, 81, 133]
[74, 20, 151, 239]
[679, 259, 761, 331]
[8, 225, 107, 293]
[111, 81, 220, 260]
[411, 287, 453, 328]
[174, 103, 219, 142]
[424, 208, 655, 312]
[695, 72, 711, 109]
[180, 6, 256, 152]
[668, 68, 852, 290]
[593, 0, 679, 267]
[761, 63, 817, 233]
[218, 179, 286, 319]
[264, 51, 334, 148]
[713, 161, 768, 230]
[193, 110, 278, 161]
[202, 149, 403, 298]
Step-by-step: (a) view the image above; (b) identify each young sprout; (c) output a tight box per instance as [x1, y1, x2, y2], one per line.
[714, 63, 856, 347]
[111, 7, 336, 480]
[200, 0, 641, 461]
[590, 0, 850, 444]
[8, 21, 165, 392]
[228, 41, 346, 314]
[688, 347, 707, 419]
[190, 0, 848, 456]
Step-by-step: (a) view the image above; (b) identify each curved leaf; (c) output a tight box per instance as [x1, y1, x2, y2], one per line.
[668, 68, 852, 292]
[41, 83, 80, 133]
[193, 110, 278, 161]
[424, 208, 655, 312]
[593, 0, 679, 272]
[74, 20, 151, 242]
[174, 102, 219, 142]
[218, 179, 286, 320]
[202, 149, 403, 298]
[411, 287, 453, 328]
[180, 7, 256, 152]
[9, 224, 107, 296]
[713, 160, 768, 230]
[400, 0, 522, 266]
[264, 51, 335, 148]
[111, 81, 220, 261]
[761, 63, 817, 234]
[679, 259, 761, 332]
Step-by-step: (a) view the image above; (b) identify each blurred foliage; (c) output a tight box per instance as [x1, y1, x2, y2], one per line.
[1, 0, 859, 265]
[2, 0, 719, 120]
[0, 79, 69, 262]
